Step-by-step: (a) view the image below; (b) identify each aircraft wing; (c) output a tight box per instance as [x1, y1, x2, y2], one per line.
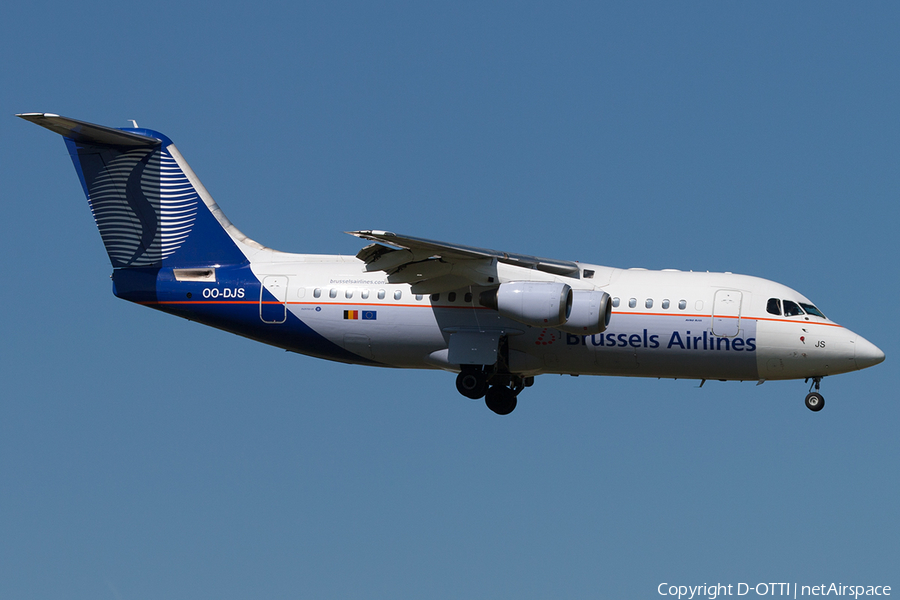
[347, 230, 580, 293]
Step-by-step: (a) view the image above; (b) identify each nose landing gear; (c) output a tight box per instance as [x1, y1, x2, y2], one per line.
[804, 377, 825, 412]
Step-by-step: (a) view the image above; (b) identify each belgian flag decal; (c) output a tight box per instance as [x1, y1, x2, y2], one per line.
[344, 310, 377, 320]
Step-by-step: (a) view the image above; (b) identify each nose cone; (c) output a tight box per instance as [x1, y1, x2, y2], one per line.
[855, 335, 885, 370]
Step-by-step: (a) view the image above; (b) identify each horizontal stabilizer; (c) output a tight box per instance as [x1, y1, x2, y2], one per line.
[17, 113, 160, 147]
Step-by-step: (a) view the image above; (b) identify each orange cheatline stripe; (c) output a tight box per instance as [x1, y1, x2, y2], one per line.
[750, 315, 843, 327]
[144, 301, 844, 327]
[141, 300, 258, 305]
[286, 301, 488, 309]
[610, 310, 843, 327]
[612, 311, 709, 318]
[147, 300, 480, 308]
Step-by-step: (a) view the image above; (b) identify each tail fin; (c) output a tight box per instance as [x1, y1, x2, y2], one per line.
[18, 113, 254, 268]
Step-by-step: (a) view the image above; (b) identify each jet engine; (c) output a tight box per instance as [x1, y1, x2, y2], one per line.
[479, 282, 572, 327]
[557, 290, 612, 334]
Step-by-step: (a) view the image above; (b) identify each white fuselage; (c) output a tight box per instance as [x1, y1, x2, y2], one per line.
[242, 251, 880, 383]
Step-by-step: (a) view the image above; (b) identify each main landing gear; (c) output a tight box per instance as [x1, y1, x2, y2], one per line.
[454, 334, 534, 415]
[455, 365, 533, 416]
[804, 376, 825, 412]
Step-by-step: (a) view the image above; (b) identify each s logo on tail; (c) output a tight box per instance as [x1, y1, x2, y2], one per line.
[73, 144, 199, 267]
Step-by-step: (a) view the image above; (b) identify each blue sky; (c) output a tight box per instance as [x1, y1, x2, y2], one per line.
[1, 2, 897, 598]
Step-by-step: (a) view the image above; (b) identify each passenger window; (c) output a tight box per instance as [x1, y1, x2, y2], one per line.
[394, 290, 402, 300]
[345, 289, 353, 299]
[612, 297, 620, 308]
[645, 299, 653, 309]
[662, 299, 670, 309]
[767, 298, 782, 316]
[464, 292, 473, 303]
[361, 290, 369, 300]
[378, 289, 385, 300]
[416, 294, 423, 301]
[678, 300, 687, 310]
[313, 288, 322, 299]
[448, 292, 457, 302]
[783, 300, 805, 317]
[431, 293, 440, 301]
[799, 303, 826, 318]
[329, 289, 337, 299]
[628, 298, 637, 308]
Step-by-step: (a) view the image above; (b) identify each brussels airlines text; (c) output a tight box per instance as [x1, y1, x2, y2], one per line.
[568, 329, 756, 352]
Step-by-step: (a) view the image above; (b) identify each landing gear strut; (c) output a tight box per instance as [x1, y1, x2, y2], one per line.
[804, 377, 825, 412]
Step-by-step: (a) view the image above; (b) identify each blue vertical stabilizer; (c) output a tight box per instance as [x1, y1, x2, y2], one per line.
[19, 113, 249, 269]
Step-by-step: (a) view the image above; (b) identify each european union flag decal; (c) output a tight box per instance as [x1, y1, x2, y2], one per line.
[344, 310, 377, 320]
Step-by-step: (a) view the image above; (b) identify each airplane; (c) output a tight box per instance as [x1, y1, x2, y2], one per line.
[19, 112, 885, 415]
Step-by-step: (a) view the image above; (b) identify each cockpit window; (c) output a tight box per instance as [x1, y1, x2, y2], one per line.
[783, 300, 805, 317]
[766, 298, 782, 316]
[799, 303, 826, 318]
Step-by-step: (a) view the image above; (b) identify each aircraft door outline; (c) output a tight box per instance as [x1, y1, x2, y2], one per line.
[712, 289, 742, 337]
[260, 275, 288, 324]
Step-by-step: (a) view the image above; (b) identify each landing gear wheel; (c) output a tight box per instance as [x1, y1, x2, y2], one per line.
[456, 370, 487, 399]
[485, 386, 518, 415]
[805, 392, 825, 412]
